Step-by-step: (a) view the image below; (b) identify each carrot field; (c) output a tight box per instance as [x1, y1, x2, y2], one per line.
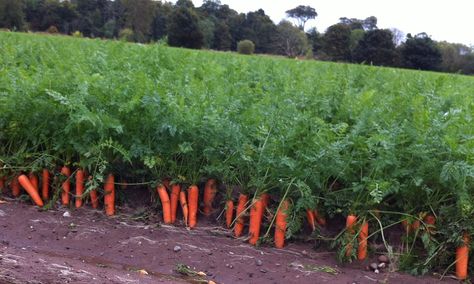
[1, 31, 474, 279]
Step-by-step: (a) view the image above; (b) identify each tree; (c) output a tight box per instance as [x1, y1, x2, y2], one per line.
[339, 16, 377, 31]
[437, 41, 473, 73]
[0, 0, 25, 30]
[285, 5, 317, 30]
[236, 9, 277, 54]
[167, 6, 203, 49]
[400, 33, 442, 70]
[275, 20, 309, 57]
[212, 21, 232, 50]
[321, 23, 352, 61]
[390, 28, 405, 46]
[306, 27, 322, 55]
[353, 29, 398, 66]
[121, 0, 155, 42]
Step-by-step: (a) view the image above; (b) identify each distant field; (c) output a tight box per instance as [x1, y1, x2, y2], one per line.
[1, 31, 474, 276]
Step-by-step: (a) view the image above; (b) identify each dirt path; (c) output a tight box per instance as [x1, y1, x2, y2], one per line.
[0, 200, 453, 284]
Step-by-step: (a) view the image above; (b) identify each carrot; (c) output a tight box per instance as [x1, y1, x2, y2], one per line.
[274, 199, 290, 248]
[60, 166, 71, 206]
[345, 214, 357, 257]
[11, 175, 21, 197]
[156, 184, 171, 224]
[203, 179, 217, 216]
[41, 169, 50, 200]
[170, 184, 181, 223]
[120, 178, 128, 190]
[28, 172, 39, 193]
[187, 185, 199, 229]
[456, 233, 469, 280]
[75, 169, 85, 208]
[104, 173, 115, 216]
[306, 209, 316, 231]
[18, 175, 44, 207]
[314, 209, 327, 226]
[424, 214, 436, 234]
[261, 193, 270, 209]
[225, 199, 234, 228]
[248, 195, 264, 245]
[234, 193, 248, 237]
[358, 221, 369, 260]
[179, 190, 188, 226]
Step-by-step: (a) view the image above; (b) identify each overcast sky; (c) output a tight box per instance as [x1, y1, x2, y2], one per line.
[185, 0, 473, 46]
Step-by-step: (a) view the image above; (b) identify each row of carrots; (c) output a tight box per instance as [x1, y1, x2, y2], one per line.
[0, 171, 470, 280]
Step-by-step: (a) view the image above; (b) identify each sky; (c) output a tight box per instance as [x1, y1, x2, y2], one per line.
[186, 0, 473, 46]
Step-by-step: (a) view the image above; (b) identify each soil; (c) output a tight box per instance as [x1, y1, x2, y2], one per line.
[0, 198, 456, 284]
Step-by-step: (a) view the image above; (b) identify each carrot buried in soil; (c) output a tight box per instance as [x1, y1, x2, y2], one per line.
[275, 199, 290, 248]
[179, 190, 188, 226]
[104, 174, 115, 216]
[0, 176, 6, 193]
[162, 178, 171, 190]
[188, 185, 199, 229]
[11, 175, 21, 197]
[28, 172, 39, 193]
[234, 193, 249, 237]
[157, 184, 171, 224]
[170, 184, 181, 223]
[345, 214, 357, 257]
[314, 209, 326, 226]
[456, 232, 470, 280]
[306, 209, 316, 231]
[225, 199, 234, 228]
[203, 179, 217, 216]
[424, 214, 436, 234]
[60, 166, 71, 206]
[248, 195, 265, 245]
[358, 221, 369, 260]
[75, 169, 85, 208]
[41, 169, 49, 200]
[18, 174, 44, 207]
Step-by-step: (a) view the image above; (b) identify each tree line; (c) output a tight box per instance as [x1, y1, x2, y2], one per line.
[1, 0, 473, 74]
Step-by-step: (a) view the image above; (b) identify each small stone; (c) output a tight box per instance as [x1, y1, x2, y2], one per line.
[256, 259, 263, 266]
[173, 246, 181, 253]
[378, 255, 389, 263]
[207, 251, 213, 255]
[260, 269, 267, 273]
[374, 269, 380, 274]
[301, 250, 308, 256]
[225, 264, 233, 269]
[275, 263, 281, 267]
[378, 262, 386, 269]
[27, 236, 32, 239]
[369, 263, 378, 271]
[63, 211, 71, 217]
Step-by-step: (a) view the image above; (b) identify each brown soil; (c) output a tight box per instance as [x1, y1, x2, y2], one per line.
[0, 199, 455, 284]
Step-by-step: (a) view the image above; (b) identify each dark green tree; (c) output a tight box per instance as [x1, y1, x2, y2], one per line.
[321, 23, 352, 61]
[121, 0, 155, 42]
[0, 0, 26, 30]
[400, 33, 442, 70]
[275, 20, 309, 57]
[212, 21, 232, 50]
[285, 5, 317, 30]
[167, 6, 203, 49]
[353, 29, 398, 66]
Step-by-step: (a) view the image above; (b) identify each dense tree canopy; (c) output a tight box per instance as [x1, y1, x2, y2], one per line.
[0, 0, 472, 74]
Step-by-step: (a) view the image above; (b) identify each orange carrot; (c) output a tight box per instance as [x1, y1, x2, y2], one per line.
[225, 199, 234, 228]
[345, 214, 357, 257]
[18, 175, 44, 207]
[179, 190, 188, 226]
[274, 199, 290, 248]
[261, 193, 270, 209]
[90, 189, 99, 209]
[188, 185, 199, 229]
[203, 179, 217, 216]
[41, 169, 50, 200]
[28, 172, 39, 193]
[248, 196, 264, 245]
[104, 174, 115, 216]
[358, 221, 369, 260]
[306, 209, 316, 231]
[11, 175, 21, 197]
[314, 209, 327, 226]
[75, 169, 85, 208]
[170, 184, 181, 223]
[456, 233, 470, 280]
[157, 184, 171, 224]
[60, 166, 71, 206]
[234, 193, 248, 237]
[424, 214, 436, 234]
